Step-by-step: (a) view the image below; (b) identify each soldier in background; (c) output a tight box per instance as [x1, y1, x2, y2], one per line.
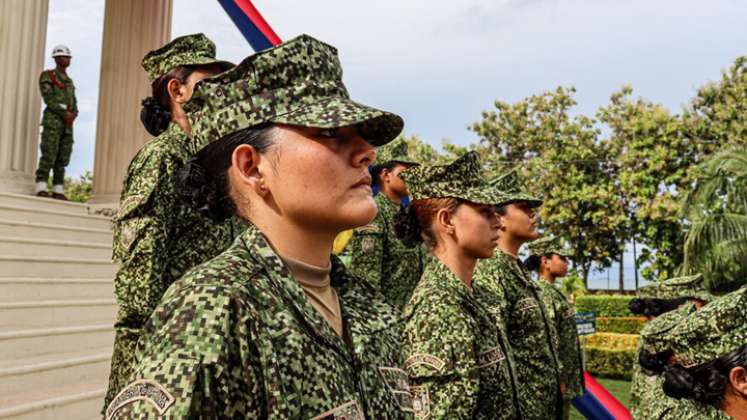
[525, 236, 584, 420]
[473, 170, 563, 419]
[347, 138, 427, 308]
[35, 45, 77, 200]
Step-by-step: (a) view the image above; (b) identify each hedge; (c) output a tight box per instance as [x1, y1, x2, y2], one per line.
[595, 317, 647, 334]
[584, 332, 639, 350]
[585, 346, 637, 380]
[575, 295, 635, 317]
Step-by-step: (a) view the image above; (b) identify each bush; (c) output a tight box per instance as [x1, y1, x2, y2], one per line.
[585, 346, 636, 380]
[596, 317, 647, 334]
[585, 332, 639, 350]
[575, 295, 635, 317]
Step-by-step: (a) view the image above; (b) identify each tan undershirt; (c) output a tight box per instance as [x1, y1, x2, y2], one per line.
[280, 255, 343, 337]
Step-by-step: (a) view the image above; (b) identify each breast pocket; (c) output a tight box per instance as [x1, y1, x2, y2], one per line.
[511, 297, 544, 334]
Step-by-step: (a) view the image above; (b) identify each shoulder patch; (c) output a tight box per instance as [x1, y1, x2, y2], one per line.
[355, 223, 381, 234]
[378, 367, 414, 413]
[361, 236, 377, 252]
[516, 297, 539, 311]
[106, 379, 175, 419]
[563, 307, 576, 319]
[410, 385, 431, 419]
[478, 346, 506, 368]
[405, 353, 446, 373]
[116, 194, 147, 221]
[118, 217, 142, 252]
[310, 400, 365, 420]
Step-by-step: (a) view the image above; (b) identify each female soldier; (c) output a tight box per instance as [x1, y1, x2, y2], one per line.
[660, 286, 747, 419]
[525, 236, 583, 420]
[348, 138, 427, 308]
[105, 34, 413, 419]
[396, 152, 520, 419]
[104, 33, 237, 409]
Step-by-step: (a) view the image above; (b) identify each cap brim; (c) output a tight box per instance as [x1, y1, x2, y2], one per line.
[190, 57, 234, 72]
[495, 192, 543, 208]
[458, 185, 504, 207]
[272, 97, 404, 147]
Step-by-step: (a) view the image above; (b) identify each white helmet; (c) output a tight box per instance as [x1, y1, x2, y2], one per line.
[51, 45, 72, 57]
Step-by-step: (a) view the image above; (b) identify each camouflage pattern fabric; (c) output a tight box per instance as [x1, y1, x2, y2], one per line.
[401, 259, 520, 419]
[474, 251, 562, 419]
[186, 34, 403, 149]
[348, 194, 427, 309]
[636, 283, 660, 299]
[630, 303, 696, 419]
[666, 286, 747, 368]
[489, 169, 543, 208]
[399, 151, 501, 204]
[36, 68, 76, 184]
[655, 274, 714, 302]
[377, 137, 418, 165]
[103, 123, 245, 410]
[106, 225, 413, 419]
[527, 236, 573, 258]
[141, 33, 233, 82]
[535, 280, 583, 418]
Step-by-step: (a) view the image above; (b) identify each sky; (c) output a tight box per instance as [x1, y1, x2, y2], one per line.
[44, 0, 747, 288]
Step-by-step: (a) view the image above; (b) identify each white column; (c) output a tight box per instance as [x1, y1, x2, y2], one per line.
[88, 0, 172, 205]
[0, 0, 50, 194]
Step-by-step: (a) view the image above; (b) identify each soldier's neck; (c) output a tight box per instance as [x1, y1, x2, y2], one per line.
[381, 188, 402, 206]
[171, 108, 191, 137]
[55, 65, 67, 76]
[497, 236, 523, 262]
[433, 246, 476, 292]
[540, 270, 557, 284]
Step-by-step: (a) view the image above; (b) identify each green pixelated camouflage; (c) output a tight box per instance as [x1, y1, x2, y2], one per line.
[666, 286, 747, 368]
[473, 251, 562, 419]
[347, 194, 427, 309]
[535, 279, 584, 408]
[103, 122, 246, 411]
[141, 33, 232, 82]
[636, 283, 659, 299]
[527, 236, 573, 258]
[106, 225, 413, 419]
[490, 169, 543, 208]
[401, 259, 520, 419]
[399, 151, 501, 205]
[36, 68, 76, 184]
[186, 34, 403, 148]
[655, 274, 714, 302]
[377, 138, 419, 166]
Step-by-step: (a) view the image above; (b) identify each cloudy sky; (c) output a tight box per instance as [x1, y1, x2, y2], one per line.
[45, 0, 747, 287]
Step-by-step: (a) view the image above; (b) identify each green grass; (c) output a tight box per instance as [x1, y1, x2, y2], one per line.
[570, 377, 631, 420]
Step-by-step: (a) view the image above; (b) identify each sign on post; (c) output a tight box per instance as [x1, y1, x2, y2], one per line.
[575, 311, 596, 336]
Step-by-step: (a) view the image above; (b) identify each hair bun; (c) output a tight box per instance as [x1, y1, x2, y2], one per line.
[176, 159, 233, 223]
[393, 203, 423, 247]
[140, 97, 172, 136]
[639, 350, 668, 374]
[628, 298, 646, 315]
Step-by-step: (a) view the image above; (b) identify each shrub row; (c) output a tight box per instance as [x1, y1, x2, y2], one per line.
[595, 317, 647, 334]
[584, 332, 639, 350]
[585, 345, 637, 380]
[575, 295, 635, 317]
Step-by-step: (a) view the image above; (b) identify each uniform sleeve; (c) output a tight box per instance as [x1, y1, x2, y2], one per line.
[556, 295, 584, 398]
[70, 81, 78, 114]
[347, 216, 386, 290]
[402, 302, 480, 419]
[111, 149, 178, 329]
[39, 71, 66, 117]
[106, 283, 265, 419]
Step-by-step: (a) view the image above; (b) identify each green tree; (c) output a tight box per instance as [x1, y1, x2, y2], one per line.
[64, 171, 93, 203]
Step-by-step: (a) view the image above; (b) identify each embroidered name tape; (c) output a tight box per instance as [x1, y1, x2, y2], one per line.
[106, 379, 175, 419]
[405, 353, 446, 373]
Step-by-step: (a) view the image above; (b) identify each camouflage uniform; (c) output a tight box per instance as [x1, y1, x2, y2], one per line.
[36, 68, 77, 185]
[527, 236, 584, 419]
[474, 170, 562, 420]
[106, 226, 413, 419]
[399, 152, 520, 419]
[104, 34, 238, 408]
[107, 34, 407, 418]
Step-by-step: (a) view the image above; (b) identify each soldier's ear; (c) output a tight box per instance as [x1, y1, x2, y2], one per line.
[729, 366, 747, 397]
[435, 207, 455, 236]
[167, 78, 188, 105]
[230, 144, 267, 197]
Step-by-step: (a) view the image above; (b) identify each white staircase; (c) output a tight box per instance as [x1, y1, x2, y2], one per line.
[0, 192, 116, 420]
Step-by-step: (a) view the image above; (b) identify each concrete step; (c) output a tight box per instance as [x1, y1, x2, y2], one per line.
[0, 299, 117, 331]
[0, 192, 91, 215]
[0, 381, 105, 420]
[0, 218, 112, 243]
[0, 278, 113, 302]
[0, 324, 114, 361]
[0, 236, 111, 259]
[0, 204, 111, 230]
[0, 255, 117, 278]
[0, 350, 110, 398]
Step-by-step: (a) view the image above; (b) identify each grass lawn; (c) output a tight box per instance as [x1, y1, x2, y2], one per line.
[570, 377, 632, 420]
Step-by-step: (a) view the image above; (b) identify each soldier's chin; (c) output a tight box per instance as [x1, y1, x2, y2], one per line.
[338, 199, 378, 230]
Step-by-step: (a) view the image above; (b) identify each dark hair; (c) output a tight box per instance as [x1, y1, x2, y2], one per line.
[177, 124, 274, 222]
[639, 349, 673, 374]
[393, 198, 461, 249]
[494, 204, 508, 216]
[524, 254, 542, 271]
[628, 297, 689, 317]
[140, 66, 196, 136]
[663, 344, 747, 409]
[370, 161, 401, 187]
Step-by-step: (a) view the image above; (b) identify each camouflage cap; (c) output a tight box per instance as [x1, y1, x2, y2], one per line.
[141, 33, 233, 82]
[636, 283, 659, 299]
[666, 286, 747, 367]
[527, 236, 572, 258]
[490, 170, 543, 208]
[656, 274, 714, 302]
[399, 151, 500, 205]
[186, 34, 403, 148]
[376, 138, 418, 166]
